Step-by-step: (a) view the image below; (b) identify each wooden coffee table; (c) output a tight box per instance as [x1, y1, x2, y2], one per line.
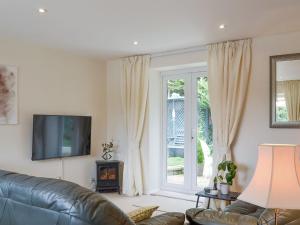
[195, 191, 240, 208]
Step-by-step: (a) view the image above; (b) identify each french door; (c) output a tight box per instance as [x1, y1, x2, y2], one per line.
[161, 67, 212, 193]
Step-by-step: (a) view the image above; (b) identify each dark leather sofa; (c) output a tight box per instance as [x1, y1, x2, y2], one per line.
[0, 170, 185, 225]
[186, 200, 300, 225]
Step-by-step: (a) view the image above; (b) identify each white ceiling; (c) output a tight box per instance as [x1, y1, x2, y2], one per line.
[1, 0, 300, 59]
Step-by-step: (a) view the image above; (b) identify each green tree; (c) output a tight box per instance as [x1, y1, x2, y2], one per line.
[276, 106, 288, 121]
[168, 80, 184, 97]
[197, 138, 204, 164]
[197, 77, 209, 108]
[197, 77, 213, 151]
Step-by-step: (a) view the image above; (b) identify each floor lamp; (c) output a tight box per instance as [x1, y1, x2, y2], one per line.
[238, 144, 300, 225]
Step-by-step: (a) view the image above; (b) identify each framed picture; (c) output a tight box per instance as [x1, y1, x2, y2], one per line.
[0, 65, 18, 125]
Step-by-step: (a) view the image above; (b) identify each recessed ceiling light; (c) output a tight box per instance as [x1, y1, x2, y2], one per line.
[133, 41, 139, 46]
[38, 8, 48, 14]
[219, 24, 226, 29]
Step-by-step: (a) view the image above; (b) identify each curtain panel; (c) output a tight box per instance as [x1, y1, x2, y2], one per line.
[282, 80, 300, 121]
[121, 55, 150, 196]
[207, 39, 252, 206]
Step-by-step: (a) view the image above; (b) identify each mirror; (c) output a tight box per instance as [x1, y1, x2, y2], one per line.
[270, 53, 300, 128]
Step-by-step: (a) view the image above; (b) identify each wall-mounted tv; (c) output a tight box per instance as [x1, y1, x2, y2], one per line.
[32, 115, 92, 161]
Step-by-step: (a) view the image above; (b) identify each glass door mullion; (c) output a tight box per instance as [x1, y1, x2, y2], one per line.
[191, 74, 199, 191]
[183, 74, 192, 191]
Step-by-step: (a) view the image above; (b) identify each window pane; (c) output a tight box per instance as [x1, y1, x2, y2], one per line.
[196, 77, 212, 188]
[166, 79, 185, 185]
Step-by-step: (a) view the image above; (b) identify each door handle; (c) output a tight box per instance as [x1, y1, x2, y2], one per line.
[191, 128, 196, 140]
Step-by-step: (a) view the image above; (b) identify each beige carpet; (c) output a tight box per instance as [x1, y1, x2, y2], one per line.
[102, 193, 199, 216]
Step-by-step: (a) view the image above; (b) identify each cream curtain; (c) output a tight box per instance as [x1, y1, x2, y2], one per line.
[282, 80, 300, 121]
[208, 39, 252, 199]
[121, 55, 150, 196]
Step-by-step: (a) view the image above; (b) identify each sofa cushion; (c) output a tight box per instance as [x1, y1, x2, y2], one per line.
[224, 200, 264, 218]
[136, 212, 185, 225]
[187, 200, 300, 225]
[223, 200, 265, 220]
[128, 206, 159, 223]
[186, 208, 258, 225]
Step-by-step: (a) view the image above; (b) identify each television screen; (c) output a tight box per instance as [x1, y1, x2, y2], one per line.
[32, 115, 91, 160]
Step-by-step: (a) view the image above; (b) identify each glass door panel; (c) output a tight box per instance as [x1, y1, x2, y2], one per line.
[166, 79, 185, 185]
[195, 77, 212, 188]
[162, 68, 212, 193]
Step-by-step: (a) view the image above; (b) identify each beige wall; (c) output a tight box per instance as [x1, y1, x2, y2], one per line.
[0, 38, 106, 188]
[107, 31, 300, 193]
[235, 31, 300, 190]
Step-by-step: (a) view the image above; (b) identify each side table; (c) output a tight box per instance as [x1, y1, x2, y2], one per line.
[195, 191, 240, 209]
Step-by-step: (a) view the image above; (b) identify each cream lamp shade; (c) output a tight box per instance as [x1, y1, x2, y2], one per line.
[238, 144, 300, 209]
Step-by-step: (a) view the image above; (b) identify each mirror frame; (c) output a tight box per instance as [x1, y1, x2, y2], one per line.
[270, 53, 300, 128]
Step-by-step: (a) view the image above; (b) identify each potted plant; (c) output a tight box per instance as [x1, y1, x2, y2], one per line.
[214, 160, 237, 195]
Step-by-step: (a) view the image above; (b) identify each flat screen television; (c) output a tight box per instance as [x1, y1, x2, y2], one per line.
[32, 115, 92, 161]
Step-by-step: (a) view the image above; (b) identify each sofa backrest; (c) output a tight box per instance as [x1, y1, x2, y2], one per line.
[0, 170, 135, 225]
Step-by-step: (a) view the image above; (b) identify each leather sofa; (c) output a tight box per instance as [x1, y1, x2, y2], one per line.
[186, 200, 300, 225]
[0, 169, 185, 225]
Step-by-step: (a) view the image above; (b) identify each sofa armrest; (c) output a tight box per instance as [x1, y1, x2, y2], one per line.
[186, 208, 258, 225]
[136, 212, 185, 225]
[285, 218, 300, 225]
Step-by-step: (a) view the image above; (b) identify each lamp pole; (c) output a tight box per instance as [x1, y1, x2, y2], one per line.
[274, 209, 279, 225]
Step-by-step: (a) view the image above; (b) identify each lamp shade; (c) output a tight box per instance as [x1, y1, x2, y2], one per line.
[238, 144, 300, 209]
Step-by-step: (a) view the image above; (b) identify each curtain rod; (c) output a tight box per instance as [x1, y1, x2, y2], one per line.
[150, 45, 208, 58]
[150, 38, 252, 58]
[121, 38, 251, 59]
[120, 45, 208, 59]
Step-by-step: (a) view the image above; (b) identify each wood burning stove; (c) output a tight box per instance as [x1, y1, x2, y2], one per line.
[96, 160, 123, 193]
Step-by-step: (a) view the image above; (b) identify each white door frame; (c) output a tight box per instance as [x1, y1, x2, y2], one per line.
[160, 67, 207, 193]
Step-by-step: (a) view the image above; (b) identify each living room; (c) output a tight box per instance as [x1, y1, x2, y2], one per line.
[1, 1, 300, 225]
